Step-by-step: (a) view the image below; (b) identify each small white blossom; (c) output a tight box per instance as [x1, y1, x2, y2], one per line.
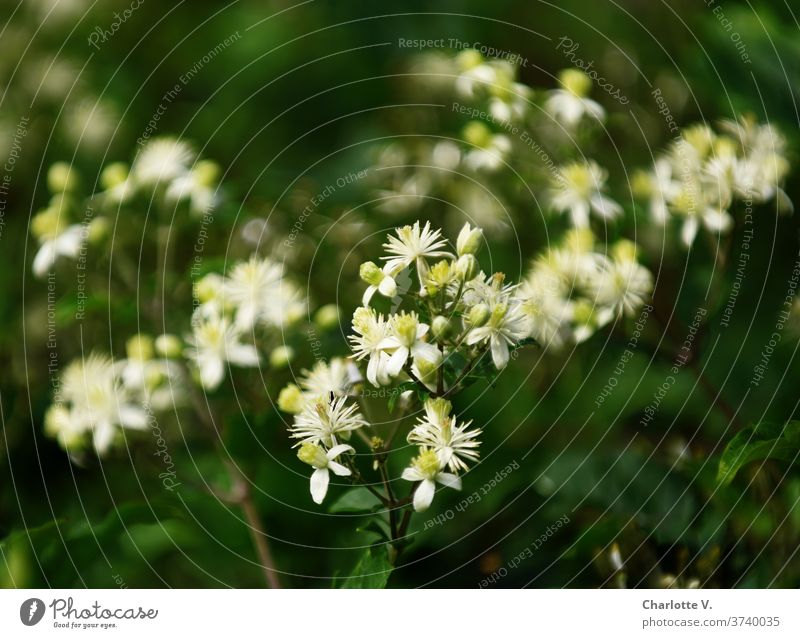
[289, 397, 366, 448]
[382, 221, 452, 290]
[185, 311, 259, 390]
[408, 398, 481, 473]
[132, 137, 195, 186]
[550, 161, 622, 228]
[402, 449, 462, 512]
[297, 442, 354, 504]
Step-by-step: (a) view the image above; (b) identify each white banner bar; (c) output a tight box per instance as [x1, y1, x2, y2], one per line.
[0, 589, 797, 636]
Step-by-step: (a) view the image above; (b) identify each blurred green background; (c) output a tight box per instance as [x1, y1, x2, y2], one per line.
[1, 0, 800, 588]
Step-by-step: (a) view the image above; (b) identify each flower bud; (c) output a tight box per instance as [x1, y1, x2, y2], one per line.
[297, 442, 328, 468]
[612, 239, 638, 263]
[463, 121, 492, 148]
[269, 345, 294, 368]
[456, 48, 483, 71]
[455, 254, 479, 280]
[126, 334, 154, 361]
[359, 261, 384, 286]
[457, 223, 483, 256]
[414, 357, 439, 388]
[194, 273, 223, 304]
[100, 162, 129, 190]
[87, 217, 110, 244]
[155, 334, 183, 358]
[31, 208, 66, 240]
[277, 384, 304, 414]
[314, 304, 340, 331]
[194, 159, 221, 187]
[48, 162, 79, 194]
[559, 68, 591, 97]
[467, 303, 490, 327]
[431, 315, 452, 341]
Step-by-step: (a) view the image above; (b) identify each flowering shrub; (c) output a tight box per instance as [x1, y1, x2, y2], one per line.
[16, 26, 797, 588]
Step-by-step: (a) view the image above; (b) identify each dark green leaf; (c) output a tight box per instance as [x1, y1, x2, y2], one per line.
[339, 544, 393, 589]
[717, 421, 800, 485]
[329, 487, 382, 513]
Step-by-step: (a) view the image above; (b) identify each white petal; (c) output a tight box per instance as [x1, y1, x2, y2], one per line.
[570, 202, 590, 228]
[310, 468, 329, 504]
[378, 276, 396, 297]
[362, 285, 377, 306]
[200, 357, 224, 389]
[702, 208, 733, 232]
[327, 461, 351, 477]
[118, 405, 148, 430]
[93, 422, 116, 454]
[226, 343, 260, 367]
[436, 473, 462, 490]
[402, 466, 424, 482]
[32, 242, 56, 278]
[591, 195, 622, 220]
[490, 336, 510, 369]
[681, 217, 699, 247]
[413, 479, 436, 512]
[326, 443, 354, 459]
[386, 346, 409, 377]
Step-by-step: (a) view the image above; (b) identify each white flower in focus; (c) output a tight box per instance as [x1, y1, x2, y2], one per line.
[382, 221, 452, 289]
[289, 397, 366, 448]
[133, 137, 195, 186]
[348, 307, 392, 386]
[297, 442, 353, 504]
[298, 358, 361, 401]
[550, 161, 622, 228]
[185, 311, 259, 390]
[379, 312, 442, 378]
[408, 398, 481, 473]
[545, 69, 605, 128]
[465, 300, 530, 369]
[402, 449, 462, 512]
[359, 261, 398, 305]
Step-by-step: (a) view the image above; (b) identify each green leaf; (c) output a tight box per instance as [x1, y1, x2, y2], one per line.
[328, 487, 382, 513]
[339, 544, 394, 589]
[717, 421, 800, 485]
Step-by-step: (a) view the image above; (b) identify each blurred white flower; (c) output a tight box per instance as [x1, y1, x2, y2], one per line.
[550, 160, 622, 228]
[545, 69, 605, 128]
[30, 207, 84, 278]
[185, 311, 259, 390]
[133, 137, 195, 186]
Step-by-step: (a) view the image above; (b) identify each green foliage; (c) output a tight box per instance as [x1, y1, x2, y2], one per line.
[717, 421, 800, 485]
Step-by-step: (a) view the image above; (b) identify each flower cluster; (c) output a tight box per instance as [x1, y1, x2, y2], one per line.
[188, 255, 306, 390]
[633, 117, 792, 246]
[29, 137, 222, 279]
[518, 229, 653, 348]
[280, 220, 535, 511]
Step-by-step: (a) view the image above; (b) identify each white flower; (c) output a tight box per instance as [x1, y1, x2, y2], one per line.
[379, 312, 442, 378]
[185, 311, 259, 389]
[289, 397, 366, 447]
[544, 69, 605, 128]
[348, 307, 392, 386]
[133, 137, 195, 186]
[550, 161, 622, 228]
[57, 354, 149, 454]
[223, 256, 284, 329]
[518, 277, 574, 349]
[166, 170, 218, 215]
[30, 207, 84, 278]
[382, 221, 452, 290]
[590, 242, 653, 326]
[402, 449, 461, 512]
[359, 261, 398, 305]
[408, 398, 481, 473]
[298, 358, 361, 401]
[297, 442, 353, 504]
[465, 300, 530, 369]
[463, 134, 512, 172]
[667, 182, 733, 247]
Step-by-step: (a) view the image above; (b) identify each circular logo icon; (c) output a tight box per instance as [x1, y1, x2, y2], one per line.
[20, 598, 45, 626]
